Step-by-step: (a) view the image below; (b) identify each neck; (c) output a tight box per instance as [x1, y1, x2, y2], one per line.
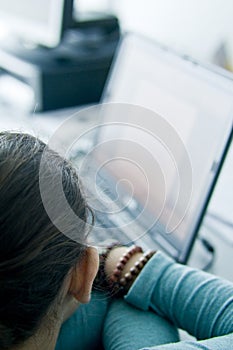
[11, 294, 79, 350]
[12, 319, 61, 350]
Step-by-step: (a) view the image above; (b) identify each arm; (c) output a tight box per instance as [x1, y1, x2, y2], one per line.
[56, 291, 109, 350]
[103, 299, 179, 350]
[103, 302, 233, 350]
[137, 333, 233, 350]
[124, 251, 233, 340]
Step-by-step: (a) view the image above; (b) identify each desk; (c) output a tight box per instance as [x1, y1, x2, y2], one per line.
[0, 105, 232, 282]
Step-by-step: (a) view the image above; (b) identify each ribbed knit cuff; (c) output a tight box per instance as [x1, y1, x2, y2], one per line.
[124, 251, 175, 310]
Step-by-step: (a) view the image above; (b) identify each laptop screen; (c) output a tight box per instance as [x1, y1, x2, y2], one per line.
[90, 34, 233, 262]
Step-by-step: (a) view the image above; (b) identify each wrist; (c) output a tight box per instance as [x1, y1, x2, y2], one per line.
[93, 243, 156, 297]
[118, 250, 155, 292]
[105, 247, 144, 276]
[105, 245, 156, 296]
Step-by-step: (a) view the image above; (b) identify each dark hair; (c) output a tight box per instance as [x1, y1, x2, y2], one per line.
[0, 132, 91, 349]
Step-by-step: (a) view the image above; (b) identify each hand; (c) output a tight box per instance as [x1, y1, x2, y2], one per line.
[93, 244, 155, 296]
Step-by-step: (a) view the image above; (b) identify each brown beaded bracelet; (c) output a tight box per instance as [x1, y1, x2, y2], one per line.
[93, 243, 156, 297]
[108, 245, 143, 285]
[111, 250, 156, 296]
[119, 251, 155, 287]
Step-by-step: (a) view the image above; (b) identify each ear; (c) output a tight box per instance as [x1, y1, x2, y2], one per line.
[68, 247, 99, 304]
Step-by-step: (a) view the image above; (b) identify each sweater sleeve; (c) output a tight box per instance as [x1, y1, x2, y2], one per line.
[138, 333, 233, 350]
[124, 251, 233, 340]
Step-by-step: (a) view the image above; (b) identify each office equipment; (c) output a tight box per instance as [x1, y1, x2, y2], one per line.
[71, 34, 233, 264]
[0, 1, 120, 111]
[0, 31, 119, 111]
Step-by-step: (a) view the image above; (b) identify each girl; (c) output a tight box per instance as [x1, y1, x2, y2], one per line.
[0, 132, 232, 350]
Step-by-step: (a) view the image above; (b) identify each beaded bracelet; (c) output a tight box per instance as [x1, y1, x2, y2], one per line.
[111, 250, 156, 296]
[93, 243, 156, 296]
[119, 251, 155, 286]
[108, 245, 143, 285]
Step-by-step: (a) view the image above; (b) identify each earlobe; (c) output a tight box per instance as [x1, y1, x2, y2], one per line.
[69, 247, 99, 304]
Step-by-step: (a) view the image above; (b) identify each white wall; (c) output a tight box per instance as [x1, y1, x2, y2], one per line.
[76, 0, 233, 68]
[75, 0, 109, 13]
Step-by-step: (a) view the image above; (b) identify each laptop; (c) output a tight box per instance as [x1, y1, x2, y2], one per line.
[70, 33, 233, 264]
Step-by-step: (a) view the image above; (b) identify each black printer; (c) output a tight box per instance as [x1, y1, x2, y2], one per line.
[0, 12, 120, 112]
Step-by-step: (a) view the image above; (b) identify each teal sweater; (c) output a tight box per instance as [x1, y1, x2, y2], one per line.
[56, 252, 233, 349]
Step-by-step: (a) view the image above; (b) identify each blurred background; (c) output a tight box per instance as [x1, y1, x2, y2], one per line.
[76, 0, 233, 70]
[0, 0, 232, 281]
[0, 0, 233, 113]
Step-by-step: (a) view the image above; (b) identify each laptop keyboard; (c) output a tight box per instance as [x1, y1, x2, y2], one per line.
[90, 198, 163, 250]
[70, 149, 168, 251]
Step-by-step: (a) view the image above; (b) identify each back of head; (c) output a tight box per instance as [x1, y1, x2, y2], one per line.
[0, 132, 90, 348]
